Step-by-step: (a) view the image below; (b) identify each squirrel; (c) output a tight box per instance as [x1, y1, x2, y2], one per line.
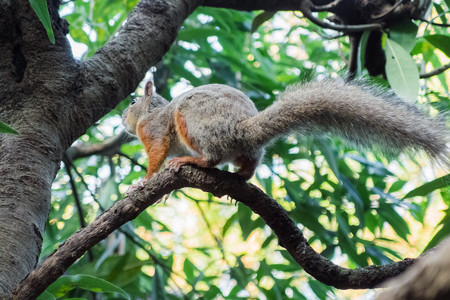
[122, 78, 448, 186]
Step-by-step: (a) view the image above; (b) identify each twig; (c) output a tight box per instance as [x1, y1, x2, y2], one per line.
[65, 130, 133, 161]
[117, 151, 148, 170]
[301, 5, 383, 32]
[371, 0, 405, 20]
[420, 62, 450, 79]
[62, 155, 93, 261]
[311, 0, 342, 12]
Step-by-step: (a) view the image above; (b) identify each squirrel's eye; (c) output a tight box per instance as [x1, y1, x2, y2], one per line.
[131, 99, 137, 105]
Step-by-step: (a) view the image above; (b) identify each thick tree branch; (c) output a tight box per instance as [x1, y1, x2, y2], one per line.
[15, 166, 419, 299]
[79, 0, 201, 127]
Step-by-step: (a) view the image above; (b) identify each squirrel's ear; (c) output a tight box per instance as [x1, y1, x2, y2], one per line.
[144, 81, 153, 98]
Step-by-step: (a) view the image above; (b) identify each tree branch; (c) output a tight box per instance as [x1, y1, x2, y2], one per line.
[311, 0, 341, 12]
[420, 62, 450, 79]
[15, 166, 419, 299]
[78, 0, 201, 126]
[200, 0, 305, 11]
[300, 6, 383, 32]
[65, 130, 133, 161]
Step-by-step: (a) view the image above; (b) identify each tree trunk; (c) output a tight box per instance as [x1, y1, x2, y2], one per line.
[0, 1, 78, 296]
[0, 0, 198, 297]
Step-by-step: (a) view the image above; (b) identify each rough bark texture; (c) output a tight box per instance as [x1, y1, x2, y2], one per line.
[14, 166, 418, 299]
[0, 0, 437, 298]
[0, 0, 199, 298]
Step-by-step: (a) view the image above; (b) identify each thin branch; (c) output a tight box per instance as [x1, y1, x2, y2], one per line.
[194, 197, 227, 260]
[14, 166, 422, 299]
[62, 155, 94, 261]
[423, 11, 450, 32]
[293, 12, 346, 39]
[66, 130, 133, 161]
[420, 62, 450, 79]
[371, 0, 405, 20]
[117, 151, 148, 171]
[300, 5, 383, 32]
[118, 227, 191, 297]
[418, 18, 450, 27]
[311, 0, 342, 12]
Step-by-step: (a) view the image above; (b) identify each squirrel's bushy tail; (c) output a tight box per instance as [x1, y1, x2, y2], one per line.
[241, 78, 449, 164]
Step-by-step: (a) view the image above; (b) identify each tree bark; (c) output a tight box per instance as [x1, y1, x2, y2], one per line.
[0, 0, 436, 298]
[0, 0, 198, 297]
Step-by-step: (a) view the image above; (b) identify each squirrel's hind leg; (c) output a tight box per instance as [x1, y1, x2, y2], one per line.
[234, 156, 259, 180]
[167, 156, 220, 173]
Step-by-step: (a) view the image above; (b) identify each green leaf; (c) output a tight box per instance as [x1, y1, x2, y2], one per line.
[309, 279, 334, 299]
[356, 31, 370, 76]
[389, 20, 418, 53]
[29, 0, 55, 44]
[47, 274, 130, 299]
[36, 291, 56, 300]
[183, 259, 196, 282]
[222, 211, 238, 236]
[404, 174, 450, 198]
[152, 265, 167, 300]
[344, 153, 393, 177]
[251, 11, 276, 32]
[0, 120, 19, 134]
[389, 180, 407, 193]
[385, 37, 420, 100]
[237, 204, 254, 240]
[378, 203, 410, 241]
[340, 175, 364, 223]
[202, 285, 222, 298]
[318, 138, 340, 179]
[424, 217, 450, 251]
[424, 35, 450, 57]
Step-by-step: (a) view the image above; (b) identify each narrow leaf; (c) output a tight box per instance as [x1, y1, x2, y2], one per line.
[356, 31, 370, 76]
[47, 275, 130, 299]
[0, 121, 19, 134]
[404, 174, 450, 198]
[152, 265, 167, 300]
[29, 0, 55, 44]
[424, 218, 450, 251]
[378, 203, 410, 241]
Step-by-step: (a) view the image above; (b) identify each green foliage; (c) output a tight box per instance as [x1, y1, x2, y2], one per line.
[0, 120, 18, 134]
[44, 0, 450, 299]
[43, 274, 130, 299]
[29, 0, 55, 44]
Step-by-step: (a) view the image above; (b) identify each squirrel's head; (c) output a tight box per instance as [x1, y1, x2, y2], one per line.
[122, 80, 156, 135]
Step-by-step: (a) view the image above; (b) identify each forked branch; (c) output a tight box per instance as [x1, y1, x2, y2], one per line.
[14, 166, 419, 299]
